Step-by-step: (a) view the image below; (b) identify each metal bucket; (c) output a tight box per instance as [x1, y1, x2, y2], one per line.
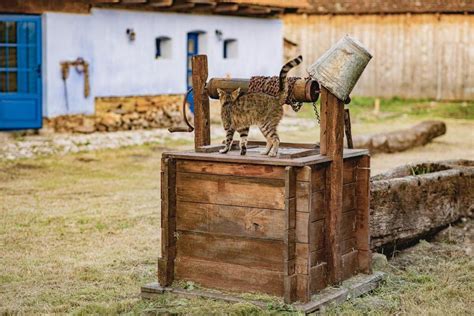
[307, 35, 372, 102]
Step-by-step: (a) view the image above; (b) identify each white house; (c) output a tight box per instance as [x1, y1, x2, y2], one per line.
[0, 0, 308, 130]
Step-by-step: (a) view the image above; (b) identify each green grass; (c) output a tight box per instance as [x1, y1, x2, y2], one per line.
[297, 97, 474, 121]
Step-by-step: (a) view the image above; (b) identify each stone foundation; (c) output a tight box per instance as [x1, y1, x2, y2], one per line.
[44, 95, 183, 133]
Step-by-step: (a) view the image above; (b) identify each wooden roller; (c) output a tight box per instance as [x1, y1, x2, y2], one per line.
[206, 78, 320, 102]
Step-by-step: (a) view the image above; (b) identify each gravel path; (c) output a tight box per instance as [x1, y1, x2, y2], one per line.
[0, 117, 317, 160]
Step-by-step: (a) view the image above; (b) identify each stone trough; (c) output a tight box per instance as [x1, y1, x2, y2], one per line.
[369, 159, 473, 251]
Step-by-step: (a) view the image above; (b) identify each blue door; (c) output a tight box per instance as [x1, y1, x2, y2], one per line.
[0, 15, 42, 130]
[186, 32, 199, 114]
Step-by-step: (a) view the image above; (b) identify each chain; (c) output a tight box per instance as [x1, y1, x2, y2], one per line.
[312, 101, 320, 125]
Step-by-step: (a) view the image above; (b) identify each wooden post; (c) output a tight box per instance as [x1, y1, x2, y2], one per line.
[356, 155, 371, 274]
[192, 55, 211, 150]
[319, 87, 344, 284]
[158, 157, 177, 286]
[284, 166, 297, 303]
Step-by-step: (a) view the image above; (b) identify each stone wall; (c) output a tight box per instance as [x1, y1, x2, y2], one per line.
[44, 95, 183, 133]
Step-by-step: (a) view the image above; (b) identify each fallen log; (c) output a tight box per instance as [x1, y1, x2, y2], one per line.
[353, 120, 446, 154]
[369, 160, 473, 252]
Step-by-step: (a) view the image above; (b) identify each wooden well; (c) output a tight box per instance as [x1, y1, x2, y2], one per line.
[155, 55, 372, 304]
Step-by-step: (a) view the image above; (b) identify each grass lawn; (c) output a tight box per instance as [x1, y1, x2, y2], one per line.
[1, 98, 473, 314]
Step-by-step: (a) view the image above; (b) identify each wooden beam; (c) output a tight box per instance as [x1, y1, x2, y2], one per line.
[237, 5, 272, 14]
[0, 0, 91, 14]
[121, 0, 148, 3]
[90, 0, 120, 3]
[218, 0, 310, 9]
[148, 0, 173, 7]
[284, 166, 297, 303]
[320, 87, 344, 285]
[214, 3, 239, 12]
[192, 55, 211, 149]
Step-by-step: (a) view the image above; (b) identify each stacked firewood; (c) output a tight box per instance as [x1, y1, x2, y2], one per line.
[44, 95, 182, 133]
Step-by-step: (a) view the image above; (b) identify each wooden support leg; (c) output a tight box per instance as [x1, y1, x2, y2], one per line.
[284, 166, 297, 303]
[192, 55, 211, 150]
[320, 87, 344, 284]
[356, 155, 371, 274]
[158, 157, 177, 286]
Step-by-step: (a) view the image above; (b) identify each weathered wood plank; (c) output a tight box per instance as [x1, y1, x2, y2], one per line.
[176, 201, 285, 240]
[320, 87, 345, 284]
[343, 183, 356, 212]
[296, 185, 325, 220]
[176, 160, 286, 179]
[175, 257, 284, 296]
[356, 155, 371, 273]
[341, 210, 357, 241]
[158, 157, 176, 286]
[176, 172, 285, 209]
[343, 158, 357, 184]
[176, 231, 284, 272]
[284, 167, 297, 303]
[341, 237, 357, 255]
[192, 55, 211, 149]
[310, 263, 328, 294]
[341, 250, 359, 280]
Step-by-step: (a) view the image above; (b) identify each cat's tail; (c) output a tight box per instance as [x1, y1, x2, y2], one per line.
[279, 55, 303, 105]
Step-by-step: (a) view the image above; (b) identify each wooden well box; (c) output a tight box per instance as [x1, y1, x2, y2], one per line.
[156, 55, 371, 304]
[159, 148, 370, 303]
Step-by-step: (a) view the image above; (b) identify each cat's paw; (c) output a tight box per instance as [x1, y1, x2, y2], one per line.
[240, 148, 247, 155]
[268, 151, 278, 157]
[260, 150, 269, 155]
[219, 148, 229, 154]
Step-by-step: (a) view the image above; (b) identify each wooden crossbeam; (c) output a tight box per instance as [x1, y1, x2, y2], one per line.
[148, 0, 173, 7]
[217, 0, 310, 9]
[237, 5, 271, 14]
[214, 3, 239, 12]
[121, 0, 148, 3]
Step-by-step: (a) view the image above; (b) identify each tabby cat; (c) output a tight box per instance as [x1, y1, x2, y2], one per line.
[217, 55, 303, 157]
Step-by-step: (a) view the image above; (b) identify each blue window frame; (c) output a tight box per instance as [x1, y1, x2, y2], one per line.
[186, 32, 200, 114]
[0, 15, 42, 130]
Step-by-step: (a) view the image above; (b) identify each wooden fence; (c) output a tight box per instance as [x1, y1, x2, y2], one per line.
[283, 14, 474, 101]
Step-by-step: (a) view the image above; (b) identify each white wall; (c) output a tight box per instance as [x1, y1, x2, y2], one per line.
[43, 9, 283, 117]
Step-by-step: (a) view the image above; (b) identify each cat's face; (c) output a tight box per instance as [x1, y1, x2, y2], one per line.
[217, 88, 240, 106]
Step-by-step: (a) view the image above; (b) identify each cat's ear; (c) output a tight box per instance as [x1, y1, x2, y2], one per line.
[217, 88, 225, 98]
[231, 88, 241, 101]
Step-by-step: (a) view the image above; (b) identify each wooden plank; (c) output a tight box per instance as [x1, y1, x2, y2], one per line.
[296, 214, 325, 248]
[320, 87, 345, 284]
[296, 165, 327, 186]
[158, 157, 176, 286]
[341, 210, 357, 241]
[175, 257, 284, 296]
[192, 55, 211, 149]
[0, 0, 91, 13]
[214, 3, 239, 12]
[341, 237, 357, 255]
[176, 160, 285, 179]
[356, 155, 371, 273]
[341, 250, 359, 280]
[296, 188, 325, 222]
[344, 108, 354, 149]
[297, 275, 310, 302]
[220, 0, 310, 9]
[310, 249, 326, 267]
[176, 201, 285, 240]
[148, 0, 173, 6]
[343, 158, 357, 184]
[343, 183, 356, 212]
[176, 231, 284, 272]
[176, 172, 285, 209]
[296, 243, 309, 275]
[310, 263, 327, 294]
[284, 166, 297, 303]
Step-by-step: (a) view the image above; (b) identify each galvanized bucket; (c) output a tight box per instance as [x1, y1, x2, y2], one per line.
[307, 35, 372, 102]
